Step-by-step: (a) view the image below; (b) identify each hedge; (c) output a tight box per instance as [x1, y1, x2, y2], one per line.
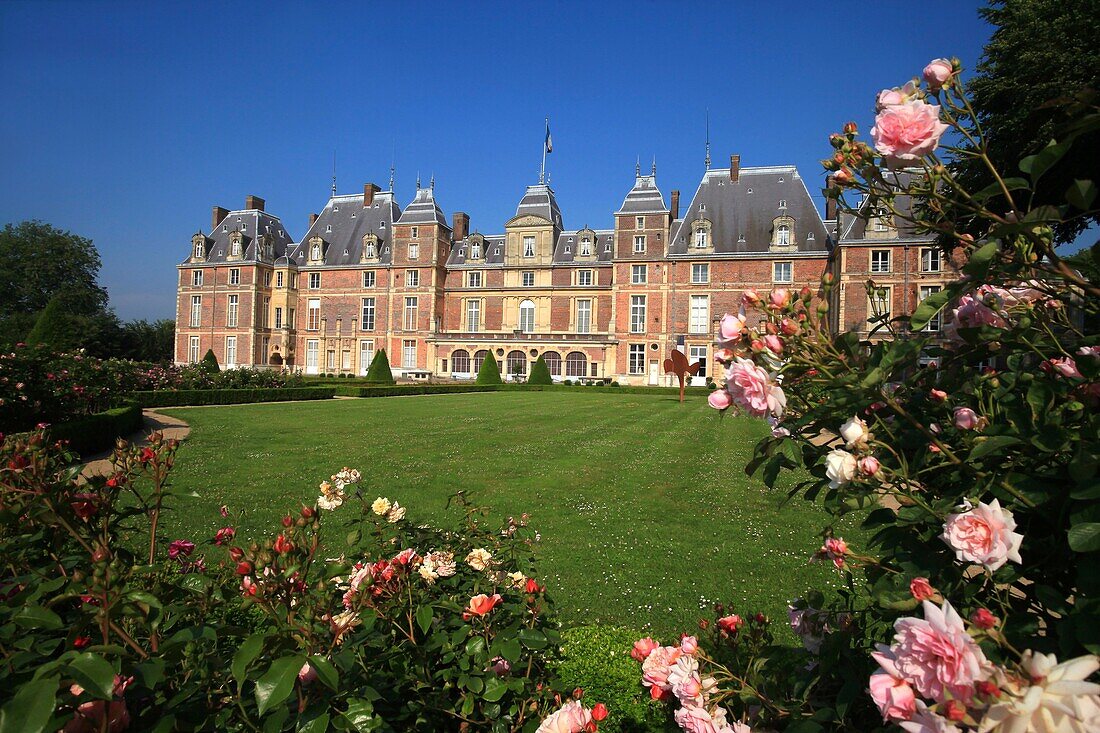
[500, 384, 712, 396]
[132, 387, 336, 407]
[46, 403, 144, 456]
[333, 384, 499, 398]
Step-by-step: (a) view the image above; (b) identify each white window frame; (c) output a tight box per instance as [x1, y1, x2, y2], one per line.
[921, 247, 941, 273]
[308, 272, 321, 289]
[230, 268, 240, 285]
[578, 270, 593, 287]
[630, 295, 646, 334]
[402, 340, 417, 368]
[470, 242, 482, 259]
[361, 297, 375, 330]
[226, 294, 239, 328]
[636, 216, 645, 230]
[522, 271, 535, 287]
[519, 300, 536, 333]
[188, 336, 200, 363]
[776, 224, 791, 246]
[919, 285, 943, 331]
[871, 250, 892, 273]
[411, 226, 419, 239]
[274, 307, 283, 329]
[689, 295, 709, 334]
[408, 243, 419, 260]
[694, 229, 708, 249]
[307, 298, 321, 331]
[691, 263, 709, 284]
[633, 235, 646, 253]
[191, 270, 203, 286]
[190, 295, 202, 327]
[689, 345, 708, 380]
[467, 270, 482, 288]
[406, 269, 419, 287]
[306, 339, 319, 373]
[579, 237, 592, 256]
[523, 236, 536, 257]
[225, 336, 237, 367]
[276, 271, 284, 288]
[631, 264, 647, 284]
[576, 299, 592, 334]
[359, 340, 375, 375]
[404, 296, 418, 331]
[466, 299, 481, 332]
[363, 270, 376, 288]
[364, 242, 376, 259]
[628, 344, 646, 375]
[773, 261, 793, 283]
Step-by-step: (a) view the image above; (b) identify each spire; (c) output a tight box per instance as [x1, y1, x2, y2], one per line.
[635, 155, 641, 177]
[389, 143, 396, 192]
[416, 171, 421, 190]
[332, 149, 337, 196]
[704, 109, 711, 170]
[652, 156, 657, 176]
[429, 172, 435, 191]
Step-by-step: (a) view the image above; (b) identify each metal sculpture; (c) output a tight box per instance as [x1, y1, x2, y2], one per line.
[663, 348, 701, 403]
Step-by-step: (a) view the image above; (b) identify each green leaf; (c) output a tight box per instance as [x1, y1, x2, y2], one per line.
[341, 698, 377, 732]
[1068, 523, 1100, 553]
[910, 288, 951, 331]
[67, 652, 117, 699]
[1019, 139, 1070, 184]
[466, 636, 487, 657]
[346, 529, 361, 547]
[416, 605, 434, 636]
[13, 605, 62, 630]
[969, 435, 1021, 460]
[232, 634, 266, 683]
[308, 656, 338, 691]
[517, 628, 547, 650]
[972, 177, 1030, 203]
[298, 712, 330, 733]
[498, 637, 522, 663]
[254, 655, 303, 716]
[1066, 179, 1097, 211]
[0, 676, 58, 733]
[482, 676, 508, 702]
[963, 240, 1000, 277]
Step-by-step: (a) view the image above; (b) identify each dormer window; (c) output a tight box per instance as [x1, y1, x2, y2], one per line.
[777, 224, 790, 246]
[694, 230, 707, 248]
[379, 221, 386, 229]
[311, 243, 321, 260]
[365, 242, 376, 258]
[326, 225, 332, 233]
[580, 238, 591, 256]
[779, 199, 787, 209]
[192, 235, 206, 260]
[690, 219, 712, 249]
[470, 242, 481, 259]
[228, 231, 244, 259]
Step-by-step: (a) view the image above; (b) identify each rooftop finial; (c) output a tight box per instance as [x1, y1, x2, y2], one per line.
[652, 156, 657, 176]
[389, 142, 396, 192]
[332, 149, 338, 196]
[416, 171, 421, 190]
[636, 155, 641, 177]
[429, 172, 435, 191]
[705, 109, 711, 170]
[540, 117, 552, 185]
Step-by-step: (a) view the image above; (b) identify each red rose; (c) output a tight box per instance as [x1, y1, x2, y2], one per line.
[970, 608, 998, 630]
[591, 703, 608, 722]
[273, 535, 293, 554]
[235, 561, 252, 576]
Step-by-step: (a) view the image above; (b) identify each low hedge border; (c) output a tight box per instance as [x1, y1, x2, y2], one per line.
[44, 403, 144, 456]
[501, 384, 712, 396]
[133, 387, 336, 408]
[333, 384, 498, 398]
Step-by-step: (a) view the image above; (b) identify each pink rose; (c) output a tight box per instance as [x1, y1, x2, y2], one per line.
[641, 645, 683, 691]
[1078, 345, 1100, 358]
[876, 81, 918, 110]
[726, 358, 786, 419]
[298, 662, 317, 685]
[969, 608, 997, 630]
[941, 499, 1023, 571]
[859, 456, 881, 476]
[870, 647, 917, 721]
[929, 389, 947, 403]
[673, 704, 747, 733]
[899, 701, 962, 733]
[764, 334, 784, 355]
[713, 348, 734, 363]
[668, 655, 703, 705]
[1047, 357, 1081, 378]
[768, 289, 791, 309]
[680, 635, 698, 654]
[631, 636, 660, 662]
[889, 601, 991, 705]
[708, 389, 732, 411]
[871, 100, 949, 165]
[718, 312, 747, 342]
[168, 539, 195, 559]
[741, 289, 761, 307]
[952, 407, 978, 430]
[909, 578, 936, 601]
[535, 700, 592, 733]
[923, 58, 954, 91]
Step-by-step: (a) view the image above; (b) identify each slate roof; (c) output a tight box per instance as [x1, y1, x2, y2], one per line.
[615, 174, 668, 215]
[668, 166, 831, 256]
[397, 186, 449, 227]
[838, 170, 935, 242]
[448, 234, 507, 266]
[289, 191, 402, 267]
[552, 230, 615, 264]
[515, 184, 564, 230]
[184, 209, 294, 265]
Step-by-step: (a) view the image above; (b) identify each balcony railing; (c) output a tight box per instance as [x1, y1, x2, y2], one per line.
[429, 331, 616, 343]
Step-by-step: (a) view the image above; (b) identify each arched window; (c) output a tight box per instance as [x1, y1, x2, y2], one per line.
[311, 243, 321, 260]
[777, 224, 790, 246]
[519, 300, 535, 333]
[507, 350, 527, 377]
[470, 241, 481, 259]
[565, 352, 587, 378]
[543, 351, 562, 377]
[694, 229, 707, 248]
[231, 239, 241, 257]
[580, 237, 591, 256]
[194, 241, 204, 258]
[365, 241, 376, 258]
[473, 349, 489, 373]
[451, 349, 470, 374]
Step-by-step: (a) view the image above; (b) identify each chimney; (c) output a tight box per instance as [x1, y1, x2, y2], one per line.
[211, 206, 230, 230]
[452, 212, 470, 241]
[825, 175, 838, 220]
[309, 213, 319, 227]
[670, 190, 680, 220]
[729, 155, 740, 183]
[246, 195, 265, 212]
[363, 183, 380, 207]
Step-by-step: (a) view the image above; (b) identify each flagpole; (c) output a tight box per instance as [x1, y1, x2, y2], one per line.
[540, 117, 548, 185]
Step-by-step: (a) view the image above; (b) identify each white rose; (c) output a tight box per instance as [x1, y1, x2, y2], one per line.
[825, 449, 858, 489]
[839, 416, 869, 449]
[371, 497, 391, 516]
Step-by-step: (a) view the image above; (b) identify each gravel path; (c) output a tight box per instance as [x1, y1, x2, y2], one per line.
[80, 410, 191, 478]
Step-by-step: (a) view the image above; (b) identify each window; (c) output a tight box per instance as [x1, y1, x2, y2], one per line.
[466, 299, 481, 332]
[288, 308, 295, 329]
[871, 250, 892, 273]
[452, 349, 470, 374]
[408, 243, 419, 260]
[633, 235, 646, 253]
[264, 271, 271, 287]
[406, 270, 419, 287]
[231, 239, 241, 257]
[306, 340, 319, 372]
[403, 296, 418, 330]
[261, 297, 270, 328]
[363, 271, 376, 288]
[473, 350, 489, 373]
[629, 344, 646, 375]
[290, 273, 298, 289]
[776, 224, 791, 246]
[307, 298, 321, 330]
[470, 241, 482, 259]
[402, 340, 417, 368]
[191, 270, 203, 286]
[311, 243, 321, 260]
[359, 340, 374, 374]
[274, 307, 283, 329]
[193, 241, 204, 259]
[869, 286, 892, 321]
[364, 241, 376, 258]
[276, 271, 284, 288]
[636, 216, 645, 230]
[506, 350, 527, 377]
[361, 298, 375, 330]
[691, 263, 709, 284]
[631, 264, 647, 284]
[523, 236, 535, 257]
[576, 299, 592, 334]
[773, 261, 793, 283]
[690, 295, 710, 334]
[919, 285, 943, 331]
[188, 336, 200, 363]
[579, 237, 592, 256]
[226, 294, 239, 328]
[543, 351, 561, 376]
[467, 271, 482, 288]
[342, 350, 351, 371]
[309, 272, 321, 289]
[921, 248, 941, 273]
[689, 345, 708, 379]
[519, 300, 535, 333]
[230, 268, 240, 285]
[578, 270, 593, 287]
[565, 352, 587, 378]
[522, 271, 535, 287]
[411, 226, 419, 239]
[225, 336, 237, 367]
[779, 199, 787, 209]
[630, 295, 646, 333]
[327, 350, 336, 370]
[694, 229, 708, 249]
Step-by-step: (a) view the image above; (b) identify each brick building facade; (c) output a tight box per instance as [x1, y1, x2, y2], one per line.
[176, 159, 953, 383]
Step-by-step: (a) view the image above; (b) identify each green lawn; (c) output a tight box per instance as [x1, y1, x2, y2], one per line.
[159, 392, 857, 637]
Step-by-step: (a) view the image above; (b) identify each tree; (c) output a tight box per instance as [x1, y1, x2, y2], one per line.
[200, 349, 220, 374]
[475, 352, 502, 385]
[951, 0, 1100, 243]
[119, 319, 175, 362]
[528, 355, 553, 385]
[26, 294, 83, 351]
[364, 349, 395, 384]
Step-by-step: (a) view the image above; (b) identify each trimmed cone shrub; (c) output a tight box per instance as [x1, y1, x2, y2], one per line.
[26, 295, 82, 351]
[200, 348, 220, 374]
[475, 352, 502, 385]
[364, 348, 395, 384]
[528, 354, 553, 385]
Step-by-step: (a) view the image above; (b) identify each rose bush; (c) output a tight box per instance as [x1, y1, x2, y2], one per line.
[0, 429, 606, 731]
[633, 59, 1100, 732]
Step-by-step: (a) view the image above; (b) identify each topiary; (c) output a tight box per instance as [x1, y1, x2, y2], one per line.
[26, 294, 83, 351]
[528, 355, 553, 385]
[364, 349, 395, 385]
[200, 348, 220, 374]
[475, 352, 502, 385]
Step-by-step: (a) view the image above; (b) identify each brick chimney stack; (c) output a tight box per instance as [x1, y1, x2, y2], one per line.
[825, 175, 838, 221]
[309, 213, 319, 227]
[452, 212, 470, 241]
[729, 155, 740, 183]
[212, 206, 230, 230]
[363, 183, 380, 207]
[246, 195, 265, 212]
[670, 190, 680, 221]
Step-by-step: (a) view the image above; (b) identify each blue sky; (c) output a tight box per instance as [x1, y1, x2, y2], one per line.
[1, 1, 1006, 321]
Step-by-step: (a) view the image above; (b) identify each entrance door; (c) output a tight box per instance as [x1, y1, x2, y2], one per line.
[689, 345, 708, 386]
[648, 360, 659, 386]
[306, 339, 319, 375]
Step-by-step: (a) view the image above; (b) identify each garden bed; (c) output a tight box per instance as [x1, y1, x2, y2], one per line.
[132, 386, 336, 407]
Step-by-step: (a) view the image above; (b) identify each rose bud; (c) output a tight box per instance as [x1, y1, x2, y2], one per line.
[282, 515, 293, 528]
[754, 613, 766, 624]
[707, 390, 732, 411]
[764, 334, 784, 355]
[858, 456, 881, 476]
[573, 687, 584, 700]
[843, 121, 858, 135]
[591, 703, 608, 722]
[750, 339, 765, 353]
[698, 618, 710, 630]
[923, 58, 954, 91]
[944, 700, 966, 722]
[301, 505, 315, 519]
[929, 389, 947, 403]
[229, 546, 245, 562]
[235, 561, 252, 576]
[909, 577, 936, 601]
[631, 637, 659, 662]
[954, 407, 981, 431]
[780, 318, 800, 336]
[680, 635, 698, 654]
[970, 608, 998, 630]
